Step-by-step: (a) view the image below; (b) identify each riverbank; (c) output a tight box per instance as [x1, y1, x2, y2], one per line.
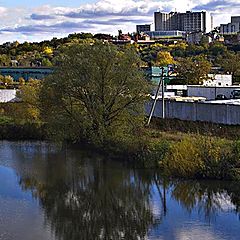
[1, 119, 240, 181]
[139, 128, 240, 181]
[150, 118, 240, 140]
[0, 122, 47, 140]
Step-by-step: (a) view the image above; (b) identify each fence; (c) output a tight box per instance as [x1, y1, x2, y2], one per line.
[146, 100, 240, 125]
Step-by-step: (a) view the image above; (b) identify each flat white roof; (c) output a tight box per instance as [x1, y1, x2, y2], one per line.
[188, 85, 240, 88]
[206, 100, 240, 105]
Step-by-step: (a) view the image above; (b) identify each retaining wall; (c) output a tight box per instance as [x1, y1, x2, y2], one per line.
[146, 100, 240, 125]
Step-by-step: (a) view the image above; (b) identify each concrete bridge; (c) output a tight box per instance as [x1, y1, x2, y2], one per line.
[0, 67, 53, 81]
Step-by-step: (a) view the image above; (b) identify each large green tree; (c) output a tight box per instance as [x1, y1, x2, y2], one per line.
[176, 56, 212, 85]
[40, 42, 149, 145]
[217, 52, 240, 82]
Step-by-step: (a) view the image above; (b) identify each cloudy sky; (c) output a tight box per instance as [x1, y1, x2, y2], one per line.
[0, 0, 239, 43]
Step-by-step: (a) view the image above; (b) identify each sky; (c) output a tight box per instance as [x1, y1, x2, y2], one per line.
[0, 0, 239, 43]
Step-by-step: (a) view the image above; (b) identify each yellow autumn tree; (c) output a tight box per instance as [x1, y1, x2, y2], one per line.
[16, 79, 41, 122]
[43, 46, 53, 55]
[155, 51, 175, 67]
[3, 75, 14, 86]
[18, 77, 25, 86]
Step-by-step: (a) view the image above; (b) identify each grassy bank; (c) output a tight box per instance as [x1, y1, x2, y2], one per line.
[0, 117, 240, 181]
[136, 128, 240, 181]
[150, 118, 240, 140]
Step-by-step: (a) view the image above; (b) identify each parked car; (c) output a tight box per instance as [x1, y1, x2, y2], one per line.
[216, 94, 228, 100]
[231, 90, 240, 99]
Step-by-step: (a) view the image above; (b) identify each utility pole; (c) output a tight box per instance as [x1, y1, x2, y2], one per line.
[147, 67, 165, 126]
[162, 75, 165, 119]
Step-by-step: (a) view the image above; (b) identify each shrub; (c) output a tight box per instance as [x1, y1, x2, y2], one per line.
[196, 137, 232, 179]
[162, 135, 240, 180]
[0, 116, 14, 124]
[135, 140, 170, 168]
[163, 137, 202, 177]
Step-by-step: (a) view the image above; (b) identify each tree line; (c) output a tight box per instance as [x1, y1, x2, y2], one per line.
[0, 32, 240, 82]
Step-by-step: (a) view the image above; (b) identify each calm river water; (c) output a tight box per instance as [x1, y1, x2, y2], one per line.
[0, 141, 240, 240]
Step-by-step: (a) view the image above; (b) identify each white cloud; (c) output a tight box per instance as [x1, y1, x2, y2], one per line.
[0, 7, 6, 14]
[0, 0, 240, 43]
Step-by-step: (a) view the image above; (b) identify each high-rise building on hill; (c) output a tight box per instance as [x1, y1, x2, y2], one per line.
[220, 16, 240, 35]
[154, 11, 212, 33]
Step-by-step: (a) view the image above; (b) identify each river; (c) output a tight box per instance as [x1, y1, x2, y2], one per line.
[0, 141, 239, 240]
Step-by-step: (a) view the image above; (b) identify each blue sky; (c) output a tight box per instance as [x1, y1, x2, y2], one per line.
[0, 0, 239, 43]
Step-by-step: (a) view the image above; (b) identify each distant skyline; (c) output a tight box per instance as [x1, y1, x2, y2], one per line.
[0, 0, 239, 43]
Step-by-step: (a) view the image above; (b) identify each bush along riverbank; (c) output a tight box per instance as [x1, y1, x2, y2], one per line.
[136, 133, 240, 181]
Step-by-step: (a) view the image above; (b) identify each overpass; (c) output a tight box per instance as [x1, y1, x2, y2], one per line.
[0, 67, 54, 81]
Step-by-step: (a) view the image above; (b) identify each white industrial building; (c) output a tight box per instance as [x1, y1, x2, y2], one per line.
[166, 84, 240, 100]
[203, 74, 232, 87]
[165, 74, 233, 99]
[144, 30, 185, 39]
[0, 89, 18, 103]
[186, 32, 212, 44]
[187, 86, 240, 100]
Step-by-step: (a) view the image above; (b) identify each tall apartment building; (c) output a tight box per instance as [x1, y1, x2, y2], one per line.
[154, 11, 212, 33]
[220, 16, 240, 35]
[136, 24, 151, 33]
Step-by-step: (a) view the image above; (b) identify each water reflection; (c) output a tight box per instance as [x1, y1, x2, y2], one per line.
[0, 142, 240, 240]
[11, 146, 156, 240]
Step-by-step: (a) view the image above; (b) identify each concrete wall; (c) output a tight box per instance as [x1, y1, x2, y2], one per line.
[0, 90, 17, 103]
[146, 100, 240, 125]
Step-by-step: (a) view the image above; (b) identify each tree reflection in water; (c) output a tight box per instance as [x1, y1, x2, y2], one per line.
[17, 149, 157, 240]
[9, 144, 240, 240]
[171, 180, 240, 220]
